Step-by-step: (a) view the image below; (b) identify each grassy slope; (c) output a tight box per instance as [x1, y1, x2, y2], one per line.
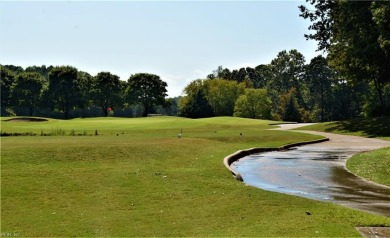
[1, 116, 389, 236]
[299, 117, 390, 186]
[299, 117, 390, 140]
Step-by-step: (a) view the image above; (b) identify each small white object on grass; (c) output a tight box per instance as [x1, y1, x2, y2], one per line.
[178, 133, 182, 138]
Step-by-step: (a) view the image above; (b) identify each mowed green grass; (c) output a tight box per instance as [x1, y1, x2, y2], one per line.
[299, 117, 390, 140]
[346, 148, 390, 186]
[299, 118, 390, 187]
[1, 117, 389, 236]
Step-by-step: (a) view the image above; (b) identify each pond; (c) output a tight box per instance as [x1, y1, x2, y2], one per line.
[232, 144, 390, 217]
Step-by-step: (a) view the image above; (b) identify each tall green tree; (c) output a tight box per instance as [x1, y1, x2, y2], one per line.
[253, 64, 271, 88]
[267, 50, 308, 121]
[91, 72, 122, 116]
[362, 82, 390, 117]
[299, 0, 390, 116]
[277, 88, 304, 122]
[77, 71, 94, 109]
[3, 65, 24, 74]
[0, 66, 16, 116]
[330, 80, 367, 120]
[305, 55, 334, 122]
[46, 66, 81, 119]
[210, 66, 233, 80]
[25, 65, 53, 81]
[126, 73, 168, 117]
[233, 88, 271, 119]
[179, 79, 214, 118]
[204, 79, 245, 116]
[268, 50, 306, 94]
[245, 67, 256, 83]
[156, 97, 179, 116]
[231, 68, 247, 83]
[12, 72, 46, 116]
[371, 1, 390, 57]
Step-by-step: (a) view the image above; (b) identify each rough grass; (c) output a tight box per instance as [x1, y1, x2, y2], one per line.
[1, 116, 389, 236]
[299, 117, 390, 187]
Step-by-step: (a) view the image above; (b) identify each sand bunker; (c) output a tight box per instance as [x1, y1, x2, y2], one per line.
[4, 117, 48, 122]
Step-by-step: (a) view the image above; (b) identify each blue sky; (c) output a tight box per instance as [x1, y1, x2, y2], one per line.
[0, 0, 320, 97]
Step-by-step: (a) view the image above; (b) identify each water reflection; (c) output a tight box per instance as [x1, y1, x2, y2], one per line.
[233, 146, 390, 217]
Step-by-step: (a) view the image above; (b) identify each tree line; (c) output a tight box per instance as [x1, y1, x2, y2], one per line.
[1, 1, 388, 122]
[2, 46, 388, 122]
[179, 0, 390, 122]
[179, 51, 379, 122]
[1, 65, 176, 119]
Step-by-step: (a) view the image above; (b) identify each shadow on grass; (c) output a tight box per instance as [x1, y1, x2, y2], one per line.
[325, 117, 390, 138]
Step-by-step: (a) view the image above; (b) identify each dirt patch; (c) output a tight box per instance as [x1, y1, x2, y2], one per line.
[4, 117, 48, 122]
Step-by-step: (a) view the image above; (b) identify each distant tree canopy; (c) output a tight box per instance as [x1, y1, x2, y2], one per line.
[46, 66, 82, 119]
[178, 79, 214, 118]
[1, 66, 15, 115]
[234, 88, 271, 119]
[203, 79, 246, 116]
[12, 72, 46, 116]
[184, 44, 386, 121]
[2, 2, 388, 121]
[178, 1, 390, 121]
[91, 72, 122, 116]
[299, 0, 390, 116]
[1, 64, 171, 119]
[126, 73, 168, 117]
[305, 55, 334, 122]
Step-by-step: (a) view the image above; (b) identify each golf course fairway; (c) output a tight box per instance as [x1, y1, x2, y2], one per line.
[1, 116, 389, 236]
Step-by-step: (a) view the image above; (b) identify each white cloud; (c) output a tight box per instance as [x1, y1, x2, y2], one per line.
[159, 73, 190, 98]
[161, 69, 212, 98]
[227, 62, 258, 70]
